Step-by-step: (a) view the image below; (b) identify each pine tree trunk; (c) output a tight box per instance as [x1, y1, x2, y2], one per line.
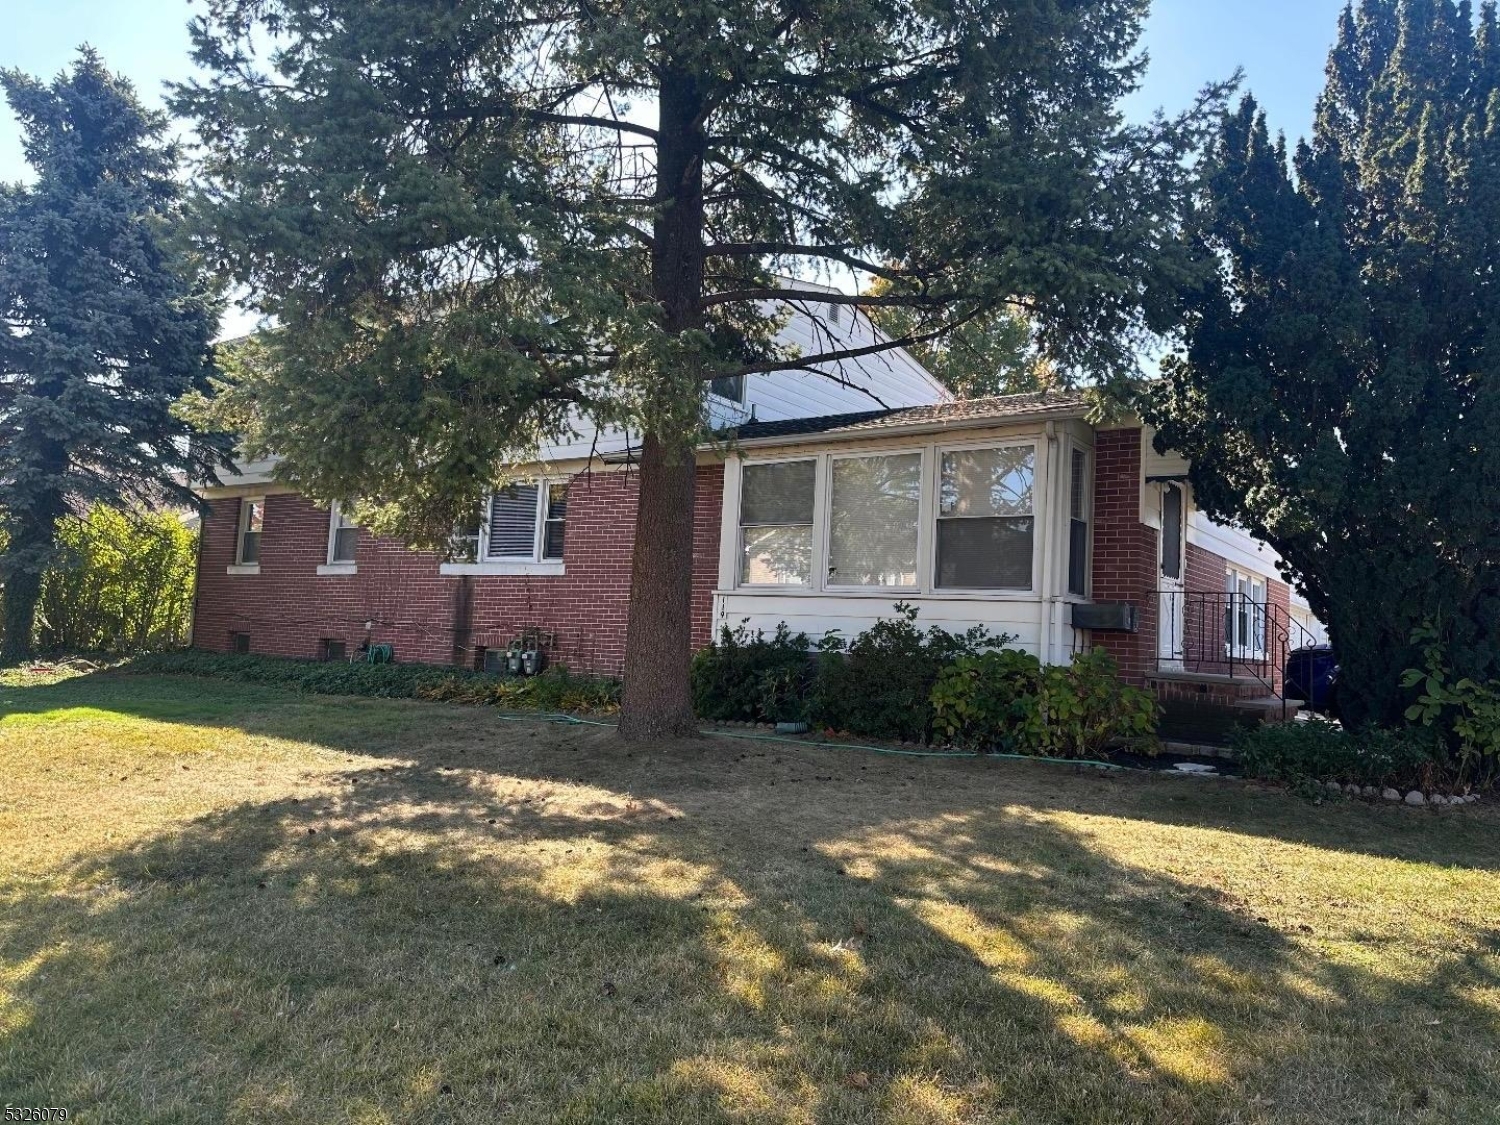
[619, 435, 700, 738]
[1, 565, 41, 665]
[617, 56, 706, 741]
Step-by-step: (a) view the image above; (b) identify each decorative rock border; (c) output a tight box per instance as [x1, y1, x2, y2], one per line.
[1322, 780, 1482, 807]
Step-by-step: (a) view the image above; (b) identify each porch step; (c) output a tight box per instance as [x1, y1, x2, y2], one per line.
[1147, 670, 1274, 687]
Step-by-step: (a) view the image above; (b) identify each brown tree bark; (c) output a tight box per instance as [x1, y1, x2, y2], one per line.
[618, 59, 707, 740]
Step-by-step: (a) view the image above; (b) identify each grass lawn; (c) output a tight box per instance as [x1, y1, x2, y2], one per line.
[2, 672, 1499, 1124]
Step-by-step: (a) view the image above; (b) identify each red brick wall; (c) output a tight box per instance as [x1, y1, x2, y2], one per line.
[193, 463, 725, 677]
[1087, 428, 1158, 685]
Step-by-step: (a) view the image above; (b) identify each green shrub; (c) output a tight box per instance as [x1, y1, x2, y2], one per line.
[690, 622, 813, 724]
[122, 650, 621, 712]
[931, 648, 1158, 758]
[930, 649, 1043, 751]
[1401, 623, 1500, 788]
[809, 604, 1005, 743]
[1234, 717, 1445, 791]
[20, 505, 197, 655]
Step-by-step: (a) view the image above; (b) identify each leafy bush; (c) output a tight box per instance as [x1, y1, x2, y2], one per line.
[13, 506, 196, 655]
[931, 648, 1158, 758]
[690, 622, 813, 723]
[1401, 623, 1500, 787]
[809, 604, 1005, 743]
[123, 650, 621, 712]
[1234, 717, 1445, 791]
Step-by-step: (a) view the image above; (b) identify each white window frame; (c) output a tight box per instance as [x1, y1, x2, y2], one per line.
[737, 456, 819, 590]
[439, 479, 568, 576]
[228, 496, 265, 575]
[725, 436, 1047, 601]
[319, 502, 359, 575]
[1225, 567, 1268, 660]
[931, 438, 1041, 595]
[823, 448, 924, 592]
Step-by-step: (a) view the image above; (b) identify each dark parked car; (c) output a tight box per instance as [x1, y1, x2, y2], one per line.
[1285, 645, 1338, 714]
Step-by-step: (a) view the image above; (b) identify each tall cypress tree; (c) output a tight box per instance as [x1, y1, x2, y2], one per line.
[1148, 0, 1500, 728]
[0, 50, 230, 663]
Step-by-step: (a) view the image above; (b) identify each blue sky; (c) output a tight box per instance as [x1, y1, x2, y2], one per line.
[3, 0, 1349, 185]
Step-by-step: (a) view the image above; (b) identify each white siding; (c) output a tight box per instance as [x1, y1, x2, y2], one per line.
[714, 591, 1050, 657]
[541, 302, 947, 463]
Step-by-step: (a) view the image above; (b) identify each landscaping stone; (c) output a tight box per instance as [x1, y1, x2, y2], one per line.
[1361, 786, 1378, 798]
[1405, 790, 1427, 806]
[1382, 788, 1401, 801]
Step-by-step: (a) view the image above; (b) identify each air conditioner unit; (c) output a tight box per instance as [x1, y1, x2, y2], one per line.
[1070, 603, 1140, 633]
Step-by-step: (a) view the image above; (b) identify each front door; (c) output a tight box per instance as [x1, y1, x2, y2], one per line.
[1157, 483, 1186, 668]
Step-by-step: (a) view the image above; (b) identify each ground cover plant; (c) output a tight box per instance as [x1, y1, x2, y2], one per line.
[1, 671, 1498, 1122]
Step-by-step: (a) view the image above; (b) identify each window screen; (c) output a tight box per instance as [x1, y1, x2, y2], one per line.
[487, 484, 540, 559]
[739, 460, 815, 585]
[828, 453, 921, 587]
[937, 446, 1035, 589]
[1068, 448, 1089, 596]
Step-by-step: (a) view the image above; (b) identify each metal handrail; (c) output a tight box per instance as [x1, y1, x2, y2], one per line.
[1151, 589, 1301, 718]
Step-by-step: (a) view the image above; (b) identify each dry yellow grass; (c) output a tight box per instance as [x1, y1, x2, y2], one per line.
[2, 670, 1499, 1123]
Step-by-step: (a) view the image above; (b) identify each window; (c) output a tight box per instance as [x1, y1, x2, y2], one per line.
[1225, 569, 1268, 658]
[230, 631, 251, 654]
[327, 503, 359, 566]
[739, 460, 815, 586]
[1161, 483, 1184, 580]
[1068, 448, 1090, 597]
[709, 374, 746, 402]
[448, 481, 569, 566]
[542, 482, 567, 561]
[321, 638, 347, 662]
[936, 445, 1035, 589]
[236, 499, 264, 566]
[829, 453, 921, 587]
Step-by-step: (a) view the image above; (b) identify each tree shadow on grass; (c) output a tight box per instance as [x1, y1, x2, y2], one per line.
[5, 669, 1499, 873]
[2, 731, 1499, 1123]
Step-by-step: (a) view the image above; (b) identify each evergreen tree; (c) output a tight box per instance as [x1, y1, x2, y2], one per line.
[178, 0, 1228, 737]
[1147, 0, 1500, 728]
[864, 283, 1052, 399]
[0, 50, 230, 664]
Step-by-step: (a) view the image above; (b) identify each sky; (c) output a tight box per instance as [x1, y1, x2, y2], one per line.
[3, 0, 1350, 185]
[0, 0, 1350, 337]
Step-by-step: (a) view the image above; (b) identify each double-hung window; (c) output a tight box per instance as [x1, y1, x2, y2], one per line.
[484, 482, 567, 563]
[236, 498, 264, 566]
[739, 460, 815, 586]
[1225, 568, 1268, 658]
[327, 503, 359, 566]
[936, 445, 1036, 589]
[828, 453, 921, 588]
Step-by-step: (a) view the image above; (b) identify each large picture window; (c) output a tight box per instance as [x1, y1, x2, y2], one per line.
[936, 445, 1035, 589]
[828, 453, 921, 587]
[739, 460, 815, 585]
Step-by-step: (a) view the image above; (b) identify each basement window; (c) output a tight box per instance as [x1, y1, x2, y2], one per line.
[230, 632, 251, 655]
[321, 639, 347, 663]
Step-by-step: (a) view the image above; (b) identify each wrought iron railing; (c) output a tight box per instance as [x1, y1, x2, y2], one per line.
[1151, 590, 1305, 706]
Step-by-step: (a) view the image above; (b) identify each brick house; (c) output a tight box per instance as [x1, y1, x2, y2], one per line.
[193, 304, 1321, 735]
